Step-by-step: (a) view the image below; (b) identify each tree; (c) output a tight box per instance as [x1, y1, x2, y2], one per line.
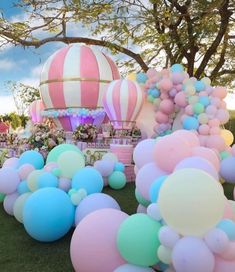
[0, 0, 234, 87]
[5, 81, 40, 115]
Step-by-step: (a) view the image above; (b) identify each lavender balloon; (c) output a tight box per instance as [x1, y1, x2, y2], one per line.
[0, 167, 21, 194]
[94, 160, 115, 177]
[3, 192, 19, 215]
[220, 156, 235, 184]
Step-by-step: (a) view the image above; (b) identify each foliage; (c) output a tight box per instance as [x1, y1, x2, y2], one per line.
[28, 123, 65, 152]
[0, 1, 234, 88]
[0, 113, 29, 130]
[73, 124, 98, 142]
[5, 81, 40, 115]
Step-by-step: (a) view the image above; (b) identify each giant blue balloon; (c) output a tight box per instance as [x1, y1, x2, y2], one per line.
[23, 187, 74, 242]
[72, 167, 104, 195]
[19, 150, 44, 169]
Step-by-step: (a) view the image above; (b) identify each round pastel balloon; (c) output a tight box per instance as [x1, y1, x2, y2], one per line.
[114, 264, 155, 272]
[0, 167, 20, 194]
[2, 157, 19, 169]
[182, 116, 199, 130]
[102, 152, 118, 163]
[114, 162, 125, 172]
[135, 189, 151, 207]
[217, 219, 235, 240]
[26, 170, 44, 192]
[94, 160, 115, 177]
[46, 144, 82, 163]
[17, 180, 30, 195]
[58, 177, 71, 192]
[44, 162, 58, 172]
[18, 164, 35, 180]
[154, 135, 192, 173]
[3, 192, 19, 215]
[0, 192, 5, 202]
[220, 157, 235, 184]
[108, 171, 127, 190]
[133, 139, 156, 169]
[172, 237, 215, 272]
[58, 151, 85, 179]
[214, 256, 235, 272]
[206, 135, 226, 152]
[23, 187, 74, 242]
[72, 167, 103, 195]
[13, 192, 32, 223]
[37, 172, 58, 189]
[136, 162, 168, 200]
[221, 129, 234, 146]
[204, 228, 229, 254]
[147, 203, 162, 221]
[70, 209, 128, 272]
[158, 168, 225, 236]
[137, 204, 147, 214]
[218, 241, 235, 261]
[19, 150, 44, 169]
[158, 226, 180, 249]
[174, 156, 219, 180]
[74, 193, 120, 225]
[173, 130, 200, 148]
[149, 176, 167, 203]
[117, 214, 161, 266]
[192, 146, 220, 171]
[157, 245, 172, 265]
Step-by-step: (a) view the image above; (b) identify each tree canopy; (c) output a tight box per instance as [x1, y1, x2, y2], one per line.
[0, 0, 234, 87]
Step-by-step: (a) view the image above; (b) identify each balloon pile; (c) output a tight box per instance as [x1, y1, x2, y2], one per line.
[131, 130, 235, 271]
[0, 144, 127, 243]
[134, 64, 233, 156]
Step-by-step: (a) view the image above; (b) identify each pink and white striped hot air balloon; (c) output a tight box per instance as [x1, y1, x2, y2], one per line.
[29, 99, 45, 123]
[39, 44, 120, 131]
[102, 79, 144, 129]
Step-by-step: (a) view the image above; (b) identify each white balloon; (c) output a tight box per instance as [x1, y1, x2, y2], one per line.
[114, 264, 155, 272]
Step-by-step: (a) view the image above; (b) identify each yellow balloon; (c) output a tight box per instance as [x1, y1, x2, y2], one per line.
[13, 192, 32, 223]
[26, 170, 44, 192]
[127, 73, 136, 81]
[158, 168, 225, 237]
[220, 129, 234, 146]
[157, 245, 172, 265]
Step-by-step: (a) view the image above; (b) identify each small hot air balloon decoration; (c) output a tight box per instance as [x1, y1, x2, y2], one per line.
[39, 44, 120, 131]
[102, 79, 144, 130]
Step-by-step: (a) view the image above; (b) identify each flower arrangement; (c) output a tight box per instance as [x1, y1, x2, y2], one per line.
[0, 133, 7, 143]
[73, 124, 97, 142]
[28, 123, 66, 152]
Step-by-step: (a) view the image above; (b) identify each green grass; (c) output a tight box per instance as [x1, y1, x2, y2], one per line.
[0, 182, 234, 271]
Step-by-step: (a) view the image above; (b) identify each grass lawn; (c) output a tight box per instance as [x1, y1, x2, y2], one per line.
[0, 182, 234, 272]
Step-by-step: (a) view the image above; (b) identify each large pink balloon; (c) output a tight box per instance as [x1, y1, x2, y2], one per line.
[154, 135, 192, 173]
[192, 146, 220, 171]
[135, 162, 168, 200]
[133, 139, 156, 169]
[174, 156, 219, 180]
[173, 130, 200, 148]
[214, 256, 235, 272]
[70, 208, 128, 272]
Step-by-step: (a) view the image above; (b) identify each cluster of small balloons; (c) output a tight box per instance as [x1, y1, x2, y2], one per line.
[0, 144, 127, 243]
[132, 130, 235, 271]
[134, 64, 233, 155]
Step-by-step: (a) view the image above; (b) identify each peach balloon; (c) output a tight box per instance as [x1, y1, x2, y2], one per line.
[219, 241, 235, 261]
[212, 86, 227, 99]
[159, 99, 175, 114]
[155, 111, 169, 123]
[174, 92, 187, 108]
[199, 124, 210, 135]
[173, 130, 200, 148]
[206, 135, 226, 152]
[214, 256, 235, 272]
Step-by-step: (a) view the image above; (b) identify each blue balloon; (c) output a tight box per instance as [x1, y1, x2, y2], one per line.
[75, 193, 120, 225]
[199, 96, 210, 107]
[194, 80, 205, 92]
[219, 156, 235, 184]
[217, 219, 235, 240]
[23, 187, 74, 242]
[72, 167, 104, 195]
[114, 162, 125, 172]
[171, 64, 184, 73]
[38, 172, 58, 189]
[149, 176, 167, 203]
[19, 150, 44, 169]
[17, 180, 30, 195]
[150, 88, 160, 98]
[136, 72, 148, 84]
[183, 116, 199, 130]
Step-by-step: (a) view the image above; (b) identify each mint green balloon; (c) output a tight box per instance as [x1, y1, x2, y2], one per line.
[135, 189, 151, 207]
[193, 103, 204, 114]
[13, 192, 32, 223]
[108, 171, 127, 190]
[0, 193, 5, 203]
[117, 214, 162, 266]
[220, 151, 231, 160]
[46, 144, 83, 164]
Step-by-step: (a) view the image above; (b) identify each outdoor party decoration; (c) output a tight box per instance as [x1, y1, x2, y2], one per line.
[102, 79, 144, 129]
[39, 44, 120, 131]
[29, 99, 45, 124]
